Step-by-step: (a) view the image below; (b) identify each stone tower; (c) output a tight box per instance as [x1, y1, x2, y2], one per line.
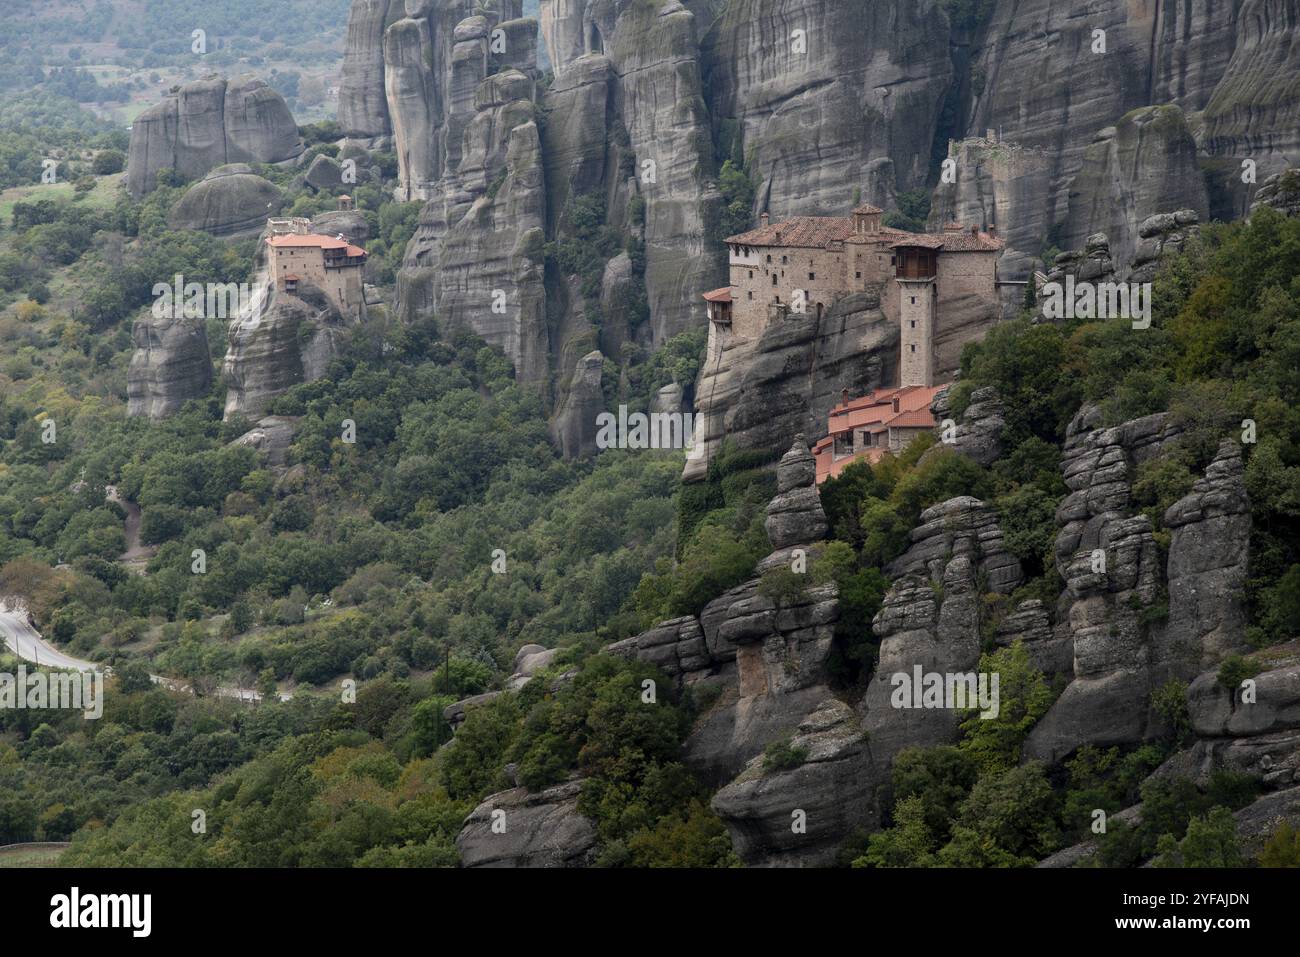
[898, 278, 936, 387]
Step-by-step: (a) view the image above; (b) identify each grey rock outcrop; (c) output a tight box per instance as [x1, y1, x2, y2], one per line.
[764, 436, 828, 548]
[685, 289, 898, 481]
[711, 698, 875, 867]
[1161, 441, 1251, 670]
[229, 416, 298, 468]
[926, 386, 1004, 468]
[1129, 209, 1201, 284]
[1063, 106, 1209, 273]
[1250, 169, 1300, 219]
[1024, 407, 1181, 762]
[457, 779, 597, 867]
[550, 350, 605, 459]
[859, 496, 1023, 762]
[127, 313, 213, 419]
[222, 281, 352, 421]
[168, 164, 284, 237]
[127, 75, 302, 198]
[304, 154, 346, 191]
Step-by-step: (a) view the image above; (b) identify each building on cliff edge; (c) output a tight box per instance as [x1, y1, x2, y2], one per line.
[266, 217, 367, 316]
[702, 204, 1004, 389]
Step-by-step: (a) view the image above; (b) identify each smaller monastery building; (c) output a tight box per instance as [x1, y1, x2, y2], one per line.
[812, 384, 948, 483]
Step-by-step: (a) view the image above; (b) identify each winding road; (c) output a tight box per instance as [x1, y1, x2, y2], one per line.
[0, 600, 288, 702]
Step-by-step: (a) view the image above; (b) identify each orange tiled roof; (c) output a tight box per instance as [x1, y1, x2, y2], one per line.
[936, 230, 1004, 252]
[886, 409, 937, 429]
[725, 216, 856, 249]
[702, 286, 733, 303]
[267, 233, 367, 257]
[889, 234, 945, 249]
[852, 203, 883, 215]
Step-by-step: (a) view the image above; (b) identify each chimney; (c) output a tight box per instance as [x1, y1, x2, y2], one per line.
[970, 224, 978, 236]
[760, 211, 769, 227]
[988, 224, 997, 237]
[841, 387, 849, 407]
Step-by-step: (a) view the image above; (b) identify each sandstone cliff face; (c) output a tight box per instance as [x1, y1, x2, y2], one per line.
[684, 290, 897, 482]
[1063, 106, 1210, 271]
[222, 282, 352, 421]
[168, 164, 285, 237]
[127, 314, 213, 419]
[700, 0, 953, 217]
[338, 0, 400, 143]
[127, 76, 302, 198]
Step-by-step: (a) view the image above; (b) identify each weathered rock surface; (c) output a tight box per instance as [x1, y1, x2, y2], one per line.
[1024, 407, 1182, 762]
[229, 416, 299, 468]
[685, 289, 897, 481]
[457, 778, 597, 867]
[711, 698, 876, 867]
[1161, 441, 1251, 670]
[127, 75, 302, 198]
[396, 58, 550, 385]
[1250, 168, 1300, 219]
[127, 313, 213, 419]
[550, 350, 605, 459]
[338, 0, 400, 143]
[1129, 209, 1202, 284]
[764, 435, 828, 547]
[926, 385, 1004, 468]
[860, 496, 1022, 762]
[700, 0, 953, 218]
[929, 134, 1052, 281]
[168, 164, 284, 236]
[1064, 106, 1209, 273]
[222, 281, 352, 421]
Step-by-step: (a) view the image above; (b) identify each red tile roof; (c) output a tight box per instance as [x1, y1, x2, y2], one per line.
[726, 216, 856, 249]
[886, 409, 937, 429]
[702, 286, 733, 303]
[267, 233, 367, 257]
[935, 230, 1004, 252]
[889, 234, 945, 249]
[852, 203, 883, 215]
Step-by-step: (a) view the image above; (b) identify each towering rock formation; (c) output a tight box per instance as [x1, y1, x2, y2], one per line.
[928, 133, 1052, 280]
[1025, 407, 1252, 763]
[127, 76, 302, 198]
[550, 350, 606, 458]
[127, 314, 213, 419]
[859, 496, 1024, 761]
[700, 0, 953, 217]
[338, 0, 401, 144]
[222, 281, 355, 421]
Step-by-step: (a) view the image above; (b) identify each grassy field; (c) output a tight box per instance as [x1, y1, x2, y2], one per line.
[0, 844, 69, 868]
[0, 172, 124, 228]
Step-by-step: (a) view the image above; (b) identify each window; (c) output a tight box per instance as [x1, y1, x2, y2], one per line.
[910, 345, 916, 352]
[910, 320, 915, 328]
[767, 255, 772, 263]
[782, 255, 788, 264]
[749, 271, 753, 279]
[891, 256, 896, 265]
[772, 274, 777, 285]
[748, 291, 753, 300]
[910, 297, 916, 304]
[808, 272, 815, 280]
[855, 271, 861, 279]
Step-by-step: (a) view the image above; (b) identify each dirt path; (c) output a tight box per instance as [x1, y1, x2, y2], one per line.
[105, 485, 156, 568]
